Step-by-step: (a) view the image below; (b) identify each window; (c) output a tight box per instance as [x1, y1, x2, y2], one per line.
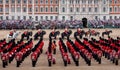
[82, 0, 86, 4]
[114, 16, 117, 19]
[55, 0, 58, 4]
[62, 0, 65, 4]
[0, 16, 3, 20]
[23, 7, 27, 12]
[70, 0, 74, 4]
[50, 7, 53, 12]
[110, 16, 112, 19]
[11, 0, 15, 4]
[23, 0, 27, 4]
[29, 16, 32, 19]
[88, 7, 92, 12]
[5, 8, 9, 13]
[18, 16, 20, 20]
[0, 0, 3, 4]
[45, 7, 48, 12]
[55, 7, 58, 12]
[50, 0, 53, 4]
[29, 0, 32, 4]
[103, 7, 106, 12]
[88, 0, 92, 4]
[76, 0, 80, 4]
[35, 7, 38, 12]
[109, 0, 112, 4]
[46, 0, 48, 4]
[23, 16, 26, 20]
[103, 0, 106, 4]
[95, 16, 98, 20]
[40, 16, 43, 20]
[109, 7, 112, 12]
[50, 16, 53, 20]
[95, 7, 98, 12]
[40, 0, 43, 4]
[76, 7, 79, 12]
[17, 0, 21, 4]
[45, 16, 48, 20]
[62, 16, 65, 20]
[103, 16, 106, 20]
[35, 16, 38, 21]
[0, 7, 3, 12]
[40, 7, 43, 12]
[6, 16, 9, 20]
[70, 7, 73, 12]
[82, 7, 85, 12]
[12, 16, 14, 20]
[62, 7, 65, 12]
[55, 16, 58, 20]
[114, 7, 117, 12]
[94, 0, 98, 4]
[29, 7, 32, 12]
[6, 0, 9, 4]
[70, 16, 73, 20]
[11, 7, 15, 12]
[35, 0, 38, 4]
[17, 6, 21, 12]
[114, 0, 117, 4]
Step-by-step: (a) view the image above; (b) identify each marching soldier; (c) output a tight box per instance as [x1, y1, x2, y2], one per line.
[1, 53, 8, 68]
[31, 52, 38, 67]
[15, 52, 23, 67]
[47, 52, 52, 67]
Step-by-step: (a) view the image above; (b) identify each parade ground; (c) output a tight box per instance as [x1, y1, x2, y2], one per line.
[0, 28, 120, 70]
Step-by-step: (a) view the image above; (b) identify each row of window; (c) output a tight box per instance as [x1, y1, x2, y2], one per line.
[95, 16, 120, 20]
[1, 7, 119, 13]
[0, 16, 58, 21]
[109, 0, 120, 4]
[62, 7, 108, 13]
[0, 16, 120, 21]
[0, 0, 58, 4]
[0, 7, 58, 13]
[109, 7, 120, 12]
[62, 0, 108, 4]
[0, 0, 120, 5]
[0, 6, 120, 13]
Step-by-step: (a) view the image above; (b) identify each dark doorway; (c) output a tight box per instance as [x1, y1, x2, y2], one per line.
[82, 18, 87, 28]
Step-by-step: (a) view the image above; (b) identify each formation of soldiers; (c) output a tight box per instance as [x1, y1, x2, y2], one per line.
[47, 38, 56, 67]
[31, 38, 44, 67]
[0, 28, 120, 68]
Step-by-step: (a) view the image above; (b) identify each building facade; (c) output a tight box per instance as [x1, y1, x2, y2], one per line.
[0, 0, 120, 21]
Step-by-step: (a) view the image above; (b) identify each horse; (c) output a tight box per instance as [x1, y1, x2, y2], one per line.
[89, 30, 100, 37]
[7, 31, 21, 40]
[49, 31, 60, 39]
[102, 30, 112, 37]
[34, 31, 46, 40]
[74, 30, 86, 39]
[61, 30, 72, 39]
[21, 31, 33, 40]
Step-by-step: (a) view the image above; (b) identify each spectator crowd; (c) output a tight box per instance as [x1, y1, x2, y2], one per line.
[0, 19, 120, 29]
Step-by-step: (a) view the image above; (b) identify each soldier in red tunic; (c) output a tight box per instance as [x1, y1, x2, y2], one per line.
[15, 52, 23, 67]
[31, 52, 38, 67]
[1, 53, 8, 68]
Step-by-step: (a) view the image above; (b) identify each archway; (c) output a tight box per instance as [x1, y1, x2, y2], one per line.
[82, 18, 87, 28]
